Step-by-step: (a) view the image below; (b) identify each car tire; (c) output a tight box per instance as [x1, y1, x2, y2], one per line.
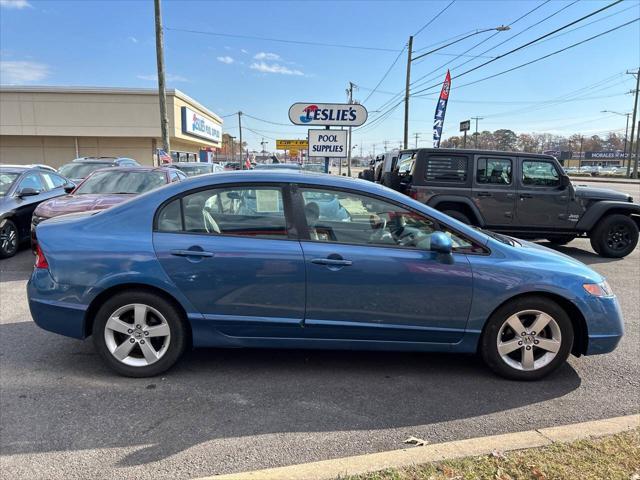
[480, 296, 573, 381]
[92, 291, 187, 377]
[0, 218, 19, 259]
[443, 210, 471, 225]
[590, 214, 639, 258]
[546, 235, 575, 246]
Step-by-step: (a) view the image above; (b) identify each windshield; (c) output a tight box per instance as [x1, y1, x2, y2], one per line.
[75, 170, 167, 194]
[0, 172, 19, 196]
[58, 162, 112, 179]
[174, 164, 212, 177]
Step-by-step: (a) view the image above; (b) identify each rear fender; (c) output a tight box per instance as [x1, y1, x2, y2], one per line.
[427, 195, 485, 227]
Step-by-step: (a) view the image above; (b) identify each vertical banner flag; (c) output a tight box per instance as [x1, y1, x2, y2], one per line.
[433, 69, 451, 148]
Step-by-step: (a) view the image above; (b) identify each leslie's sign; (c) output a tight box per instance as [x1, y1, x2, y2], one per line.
[181, 107, 222, 143]
[289, 102, 368, 126]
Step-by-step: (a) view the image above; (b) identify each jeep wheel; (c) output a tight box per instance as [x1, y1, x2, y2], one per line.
[443, 210, 471, 225]
[546, 235, 575, 246]
[590, 214, 639, 258]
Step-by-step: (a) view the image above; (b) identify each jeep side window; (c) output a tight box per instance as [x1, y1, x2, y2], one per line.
[477, 157, 512, 185]
[425, 155, 467, 183]
[522, 160, 560, 187]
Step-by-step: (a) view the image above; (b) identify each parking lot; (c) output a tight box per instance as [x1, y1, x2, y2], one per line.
[0, 180, 637, 479]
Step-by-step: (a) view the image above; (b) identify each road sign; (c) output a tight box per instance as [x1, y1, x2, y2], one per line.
[276, 139, 308, 150]
[460, 120, 471, 132]
[289, 103, 368, 126]
[308, 129, 347, 158]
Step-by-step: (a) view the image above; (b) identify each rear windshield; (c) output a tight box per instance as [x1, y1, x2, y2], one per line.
[75, 170, 167, 194]
[0, 172, 19, 196]
[58, 162, 112, 179]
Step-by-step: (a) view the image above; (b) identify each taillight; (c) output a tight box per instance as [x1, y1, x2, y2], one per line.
[34, 244, 49, 269]
[407, 188, 418, 200]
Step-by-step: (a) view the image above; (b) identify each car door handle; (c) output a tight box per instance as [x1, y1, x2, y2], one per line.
[311, 258, 353, 267]
[520, 193, 533, 199]
[170, 249, 214, 258]
[477, 192, 492, 197]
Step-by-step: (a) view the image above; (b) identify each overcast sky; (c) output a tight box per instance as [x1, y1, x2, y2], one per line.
[1, 0, 638, 153]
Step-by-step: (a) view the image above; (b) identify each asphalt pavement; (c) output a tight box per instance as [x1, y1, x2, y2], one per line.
[1, 182, 639, 479]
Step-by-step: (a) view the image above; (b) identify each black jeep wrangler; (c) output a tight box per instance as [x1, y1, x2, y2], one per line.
[387, 148, 639, 258]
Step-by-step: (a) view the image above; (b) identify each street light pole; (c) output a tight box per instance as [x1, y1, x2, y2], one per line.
[403, 26, 509, 149]
[154, 0, 170, 160]
[238, 111, 244, 169]
[626, 68, 639, 178]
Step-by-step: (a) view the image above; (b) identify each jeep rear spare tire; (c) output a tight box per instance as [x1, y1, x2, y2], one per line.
[590, 214, 638, 258]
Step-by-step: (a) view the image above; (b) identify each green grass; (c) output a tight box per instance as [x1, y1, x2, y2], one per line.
[345, 428, 639, 480]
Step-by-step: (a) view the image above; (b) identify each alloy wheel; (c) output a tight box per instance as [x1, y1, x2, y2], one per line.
[0, 222, 18, 256]
[496, 310, 562, 371]
[606, 224, 631, 252]
[104, 303, 171, 367]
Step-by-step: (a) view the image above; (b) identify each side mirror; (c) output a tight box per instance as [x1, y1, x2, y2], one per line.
[63, 183, 76, 194]
[17, 187, 40, 198]
[559, 175, 571, 190]
[430, 231, 453, 255]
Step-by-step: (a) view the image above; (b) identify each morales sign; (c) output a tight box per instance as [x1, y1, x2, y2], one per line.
[289, 102, 368, 126]
[181, 107, 222, 143]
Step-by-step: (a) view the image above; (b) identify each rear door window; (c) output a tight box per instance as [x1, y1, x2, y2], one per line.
[476, 157, 512, 184]
[424, 155, 467, 183]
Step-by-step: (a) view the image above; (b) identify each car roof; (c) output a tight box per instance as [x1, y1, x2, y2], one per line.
[72, 157, 136, 163]
[91, 166, 171, 173]
[167, 162, 217, 167]
[0, 164, 41, 173]
[401, 148, 557, 161]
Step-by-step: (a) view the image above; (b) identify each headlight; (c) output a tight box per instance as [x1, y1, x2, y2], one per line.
[583, 281, 614, 297]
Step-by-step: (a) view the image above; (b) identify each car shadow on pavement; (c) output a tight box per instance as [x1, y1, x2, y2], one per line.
[0, 320, 581, 467]
[538, 241, 631, 266]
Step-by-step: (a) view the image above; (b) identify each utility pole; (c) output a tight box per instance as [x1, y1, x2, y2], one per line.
[346, 81, 356, 177]
[229, 136, 236, 163]
[627, 69, 640, 178]
[237, 111, 244, 169]
[413, 132, 420, 148]
[634, 120, 640, 179]
[154, 0, 170, 161]
[372, 143, 376, 158]
[403, 36, 413, 150]
[471, 117, 483, 148]
[578, 135, 584, 171]
[383, 140, 389, 152]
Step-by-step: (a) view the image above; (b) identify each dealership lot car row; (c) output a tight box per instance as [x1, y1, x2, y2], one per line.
[27, 169, 626, 380]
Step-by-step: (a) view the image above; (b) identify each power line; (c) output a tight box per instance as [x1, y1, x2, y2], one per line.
[413, 0, 456, 36]
[411, 1, 628, 96]
[165, 26, 401, 53]
[242, 113, 291, 126]
[417, 18, 639, 96]
[362, 45, 406, 104]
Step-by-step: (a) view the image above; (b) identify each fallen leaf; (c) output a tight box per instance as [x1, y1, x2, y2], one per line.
[491, 450, 507, 460]
[531, 467, 548, 480]
[403, 436, 428, 446]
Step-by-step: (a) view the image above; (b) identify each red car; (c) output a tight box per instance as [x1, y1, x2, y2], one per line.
[32, 166, 186, 237]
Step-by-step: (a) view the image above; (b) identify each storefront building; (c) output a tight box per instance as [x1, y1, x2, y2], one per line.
[0, 86, 222, 167]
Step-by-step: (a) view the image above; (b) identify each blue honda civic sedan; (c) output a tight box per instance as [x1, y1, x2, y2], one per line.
[28, 171, 624, 380]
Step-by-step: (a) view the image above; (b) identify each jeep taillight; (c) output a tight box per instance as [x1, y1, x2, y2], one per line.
[34, 244, 49, 269]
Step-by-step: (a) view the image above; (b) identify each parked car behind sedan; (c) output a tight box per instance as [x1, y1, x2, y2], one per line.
[57, 156, 139, 184]
[167, 162, 224, 177]
[29, 171, 623, 380]
[0, 165, 72, 258]
[32, 166, 185, 235]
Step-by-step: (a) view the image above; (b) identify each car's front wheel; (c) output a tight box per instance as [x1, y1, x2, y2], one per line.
[0, 219, 19, 259]
[590, 214, 638, 258]
[93, 291, 187, 377]
[480, 296, 573, 381]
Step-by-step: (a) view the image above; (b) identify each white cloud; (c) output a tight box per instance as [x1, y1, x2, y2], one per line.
[0, 60, 49, 83]
[254, 52, 280, 61]
[136, 73, 188, 82]
[250, 61, 304, 76]
[217, 56, 234, 64]
[241, 49, 249, 54]
[0, 0, 32, 9]
[128, 36, 138, 44]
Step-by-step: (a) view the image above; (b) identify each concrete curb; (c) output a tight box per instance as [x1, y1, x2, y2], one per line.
[202, 414, 639, 480]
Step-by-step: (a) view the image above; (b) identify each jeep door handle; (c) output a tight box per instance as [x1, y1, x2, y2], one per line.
[311, 258, 353, 267]
[477, 192, 492, 197]
[170, 249, 214, 258]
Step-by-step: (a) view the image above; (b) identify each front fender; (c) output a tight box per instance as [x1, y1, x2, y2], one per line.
[575, 201, 640, 231]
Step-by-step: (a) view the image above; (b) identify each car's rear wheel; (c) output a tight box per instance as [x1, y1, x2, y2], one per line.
[546, 235, 575, 246]
[443, 210, 471, 225]
[93, 291, 187, 377]
[0, 219, 19, 259]
[590, 214, 638, 258]
[480, 296, 573, 381]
